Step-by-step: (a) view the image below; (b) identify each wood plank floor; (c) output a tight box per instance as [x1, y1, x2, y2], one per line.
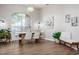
[0, 40, 77, 55]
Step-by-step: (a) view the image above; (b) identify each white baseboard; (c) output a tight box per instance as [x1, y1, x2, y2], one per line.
[43, 38, 54, 41]
[11, 38, 55, 42]
[11, 39, 18, 41]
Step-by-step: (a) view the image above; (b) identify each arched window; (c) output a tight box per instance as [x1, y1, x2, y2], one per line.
[11, 13, 31, 35]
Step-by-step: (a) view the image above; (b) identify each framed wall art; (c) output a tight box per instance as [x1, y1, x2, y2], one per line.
[46, 16, 54, 29]
[71, 17, 78, 26]
[65, 14, 71, 23]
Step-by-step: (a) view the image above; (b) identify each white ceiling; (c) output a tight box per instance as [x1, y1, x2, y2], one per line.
[32, 4, 46, 8]
[24, 4, 47, 9]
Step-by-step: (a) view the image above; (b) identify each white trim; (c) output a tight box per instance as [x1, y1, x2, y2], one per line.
[43, 38, 55, 41]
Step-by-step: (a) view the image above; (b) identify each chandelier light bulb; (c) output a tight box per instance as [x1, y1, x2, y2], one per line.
[27, 7, 34, 12]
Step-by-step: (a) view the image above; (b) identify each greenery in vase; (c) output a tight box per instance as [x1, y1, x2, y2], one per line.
[52, 32, 61, 40]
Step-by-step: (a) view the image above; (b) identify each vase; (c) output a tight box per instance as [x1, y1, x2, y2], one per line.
[55, 39, 60, 43]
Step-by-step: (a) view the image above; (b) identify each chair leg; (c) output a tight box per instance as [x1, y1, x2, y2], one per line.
[76, 44, 79, 51]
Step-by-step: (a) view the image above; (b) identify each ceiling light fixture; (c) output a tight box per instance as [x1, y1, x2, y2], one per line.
[27, 6, 34, 12]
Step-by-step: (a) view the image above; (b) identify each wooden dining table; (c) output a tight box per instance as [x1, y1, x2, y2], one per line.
[19, 32, 26, 45]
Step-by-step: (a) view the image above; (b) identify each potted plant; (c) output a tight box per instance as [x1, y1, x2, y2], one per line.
[52, 32, 61, 43]
[0, 29, 11, 42]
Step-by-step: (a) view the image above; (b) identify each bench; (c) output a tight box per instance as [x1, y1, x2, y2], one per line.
[60, 39, 79, 51]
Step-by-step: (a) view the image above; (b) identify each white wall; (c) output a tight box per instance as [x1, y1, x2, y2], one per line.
[41, 5, 64, 41]
[64, 5, 79, 40]
[41, 4, 79, 41]
[64, 4, 79, 32]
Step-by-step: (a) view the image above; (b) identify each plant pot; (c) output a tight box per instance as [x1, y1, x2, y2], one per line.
[55, 39, 60, 43]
